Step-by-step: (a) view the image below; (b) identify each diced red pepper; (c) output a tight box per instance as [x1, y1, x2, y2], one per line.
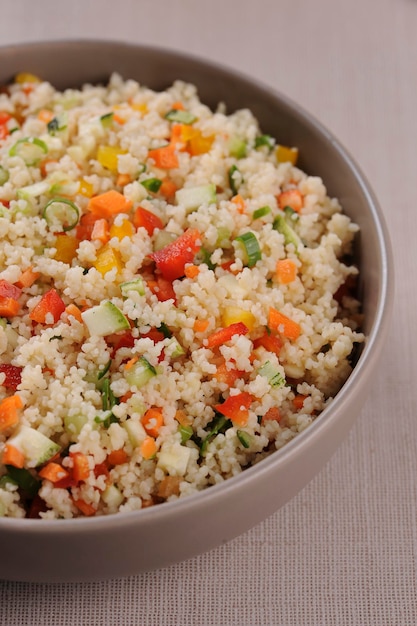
[205, 322, 249, 349]
[133, 206, 164, 236]
[150, 228, 202, 281]
[214, 391, 253, 427]
[0, 279, 21, 300]
[29, 289, 66, 324]
[148, 276, 177, 302]
[141, 328, 166, 343]
[76, 212, 101, 241]
[0, 364, 23, 391]
[253, 331, 283, 356]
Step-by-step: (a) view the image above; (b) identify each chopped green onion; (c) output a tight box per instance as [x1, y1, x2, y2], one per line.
[0, 165, 9, 186]
[100, 112, 114, 128]
[120, 277, 145, 297]
[124, 356, 157, 389]
[200, 414, 231, 456]
[17, 181, 49, 200]
[199, 247, 216, 271]
[101, 378, 117, 411]
[255, 134, 275, 151]
[179, 424, 193, 444]
[141, 177, 163, 193]
[9, 137, 48, 166]
[94, 412, 119, 429]
[5, 466, 40, 498]
[235, 231, 262, 267]
[284, 205, 299, 222]
[165, 109, 197, 124]
[42, 197, 80, 232]
[258, 361, 285, 388]
[97, 359, 112, 380]
[47, 113, 68, 135]
[236, 430, 252, 448]
[252, 205, 271, 220]
[228, 136, 247, 159]
[273, 214, 300, 250]
[228, 165, 243, 195]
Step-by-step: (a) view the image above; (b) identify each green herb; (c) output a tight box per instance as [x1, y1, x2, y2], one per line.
[101, 378, 117, 411]
[255, 134, 275, 151]
[97, 359, 112, 380]
[158, 322, 172, 338]
[237, 430, 252, 448]
[5, 466, 40, 498]
[141, 178, 163, 193]
[200, 414, 232, 456]
[228, 164, 243, 195]
[49, 335, 63, 342]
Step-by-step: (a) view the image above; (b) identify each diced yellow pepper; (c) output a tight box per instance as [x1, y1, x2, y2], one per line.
[109, 219, 135, 241]
[53, 234, 79, 264]
[222, 306, 256, 331]
[275, 145, 298, 165]
[187, 129, 215, 156]
[93, 243, 123, 276]
[14, 72, 41, 84]
[78, 179, 95, 198]
[130, 103, 148, 114]
[97, 145, 127, 173]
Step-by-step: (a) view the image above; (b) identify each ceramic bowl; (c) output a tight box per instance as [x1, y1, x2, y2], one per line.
[0, 40, 393, 582]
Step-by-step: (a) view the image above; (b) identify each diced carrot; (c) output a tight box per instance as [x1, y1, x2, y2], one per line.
[87, 190, 133, 218]
[277, 189, 303, 213]
[139, 436, 157, 460]
[268, 307, 301, 340]
[171, 101, 185, 110]
[159, 177, 178, 198]
[170, 124, 188, 151]
[213, 361, 244, 387]
[175, 409, 192, 427]
[276, 259, 297, 284]
[116, 173, 131, 187]
[37, 109, 54, 123]
[65, 303, 83, 323]
[262, 407, 281, 423]
[193, 319, 209, 333]
[231, 194, 246, 214]
[0, 395, 22, 432]
[157, 475, 180, 498]
[15, 266, 40, 288]
[293, 394, 307, 410]
[72, 498, 96, 516]
[91, 218, 110, 244]
[124, 356, 139, 371]
[71, 452, 90, 482]
[107, 448, 129, 466]
[112, 113, 126, 125]
[184, 264, 200, 279]
[220, 259, 240, 275]
[148, 144, 179, 169]
[141, 407, 164, 437]
[205, 322, 249, 349]
[2, 443, 24, 468]
[120, 391, 133, 404]
[39, 159, 57, 178]
[0, 297, 19, 317]
[39, 462, 71, 483]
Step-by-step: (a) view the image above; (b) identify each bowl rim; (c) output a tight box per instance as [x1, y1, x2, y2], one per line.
[0, 39, 394, 532]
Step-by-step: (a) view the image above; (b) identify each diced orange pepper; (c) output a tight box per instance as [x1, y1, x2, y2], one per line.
[214, 391, 252, 427]
[72, 498, 96, 516]
[37, 109, 54, 123]
[91, 218, 110, 244]
[39, 462, 70, 483]
[262, 407, 281, 423]
[65, 303, 83, 323]
[139, 436, 157, 460]
[116, 173, 131, 187]
[159, 177, 178, 199]
[276, 259, 297, 284]
[109, 218, 135, 240]
[107, 448, 129, 466]
[193, 319, 209, 333]
[175, 409, 192, 427]
[293, 394, 307, 410]
[0, 395, 23, 432]
[268, 307, 301, 340]
[53, 233, 79, 264]
[184, 264, 200, 279]
[71, 452, 90, 482]
[277, 189, 303, 213]
[0, 297, 20, 318]
[15, 266, 40, 288]
[171, 101, 185, 110]
[2, 443, 25, 468]
[87, 190, 133, 218]
[93, 243, 123, 276]
[141, 407, 164, 437]
[148, 144, 179, 169]
[231, 194, 246, 214]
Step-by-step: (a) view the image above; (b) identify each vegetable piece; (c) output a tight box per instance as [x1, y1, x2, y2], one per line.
[147, 276, 177, 302]
[0, 297, 19, 317]
[228, 165, 243, 195]
[284, 205, 299, 222]
[276, 259, 297, 284]
[29, 289, 66, 324]
[237, 430, 252, 448]
[255, 134, 275, 151]
[81, 301, 130, 336]
[133, 206, 164, 235]
[175, 183, 217, 213]
[262, 407, 281, 423]
[71, 452, 90, 482]
[148, 144, 179, 169]
[252, 205, 271, 220]
[139, 437, 158, 459]
[228, 136, 247, 158]
[124, 356, 157, 389]
[5, 466, 40, 498]
[221, 306, 256, 331]
[268, 307, 301, 340]
[272, 213, 300, 250]
[90, 218, 110, 244]
[38, 462, 70, 483]
[100, 112, 114, 128]
[109, 218, 135, 240]
[97, 145, 126, 172]
[258, 361, 286, 387]
[7, 425, 60, 468]
[65, 303, 83, 323]
[141, 177, 163, 193]
[72, 498, 96, 516]
[214, 391, 253, 427]
[53, 234, 79, 264]
[17, 181, 49, 200]
[293, 394, 307, 410]
[276, 144, 298, 165]
[93, 243, 123, 276]
[102, 484, 124, 508]
[116, 173, 131, 187]
[159, 177, 178, 199]
[43, 198, 80, 232]
[193, 319, 209, 333]
[205, 321, 249, 349]
[213, 361, 244, 387]
[0, 279, 21, 300]
[253, 331, 282, 356]
[150, 228, 202, 281]
[184, 264, 200, 279]
[231, 194, 246, 214]
[235, 232, 262, 267]
[141, 407, 164, 437]
[16, 267, 40, 288]
[47, 113, 68, 135]
[2, 443, 25, 468]
[165, 109, 197, 124]
[64, 414, 88, 440]
[14, 72, 41, 84]
[9, 137, 48, 166]
[0, 165, 9, 185]
[277, 189, 303, 213]
[157, 475, 181, 498]
[87, 190, 133, 218]
[0, 364, 23, 391]
[179, 424, 193, 444]
[157, 442, 191, 475]
[187, 129, 214, 156]
[120, 277, 145, 297]
[107, 448, 128, 466]
[200, 415, 231, 456]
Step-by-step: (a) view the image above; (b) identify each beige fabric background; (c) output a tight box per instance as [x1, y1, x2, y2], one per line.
[0, 0, 415, 624]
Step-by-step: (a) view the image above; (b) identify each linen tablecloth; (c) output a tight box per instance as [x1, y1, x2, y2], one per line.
[1, 0, 415, 623]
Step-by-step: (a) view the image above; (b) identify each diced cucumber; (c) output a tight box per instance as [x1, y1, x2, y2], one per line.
[16, 180, 50, 200]
[179, 424, 193, 444]
[165, 109, 197, 124]
[258, 360, 286, 388]
[124, 356, 157, 389]
[228, 136, 247, 159]
[237, 430, 252, 448]
[0, 165, 9, 186]
[7, 425, 60, 468]
[165, 337, 185, 359]
[100, 112, 114, 128]
[64, 414, 89, 440]
[120, 277, 145, 297]
[123, 418, 147, 447]
[157, 441, 191, 475]
[273, 213, 301, 250]
[102, 484, 124, 508]
[49, 180, 80, 197]
[175, 183, 216, 213]
[9, 137, 48, 166]
[153, 230, 177, 251]
[47, 112, 68, 136]
[81, 301, 130, 336]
